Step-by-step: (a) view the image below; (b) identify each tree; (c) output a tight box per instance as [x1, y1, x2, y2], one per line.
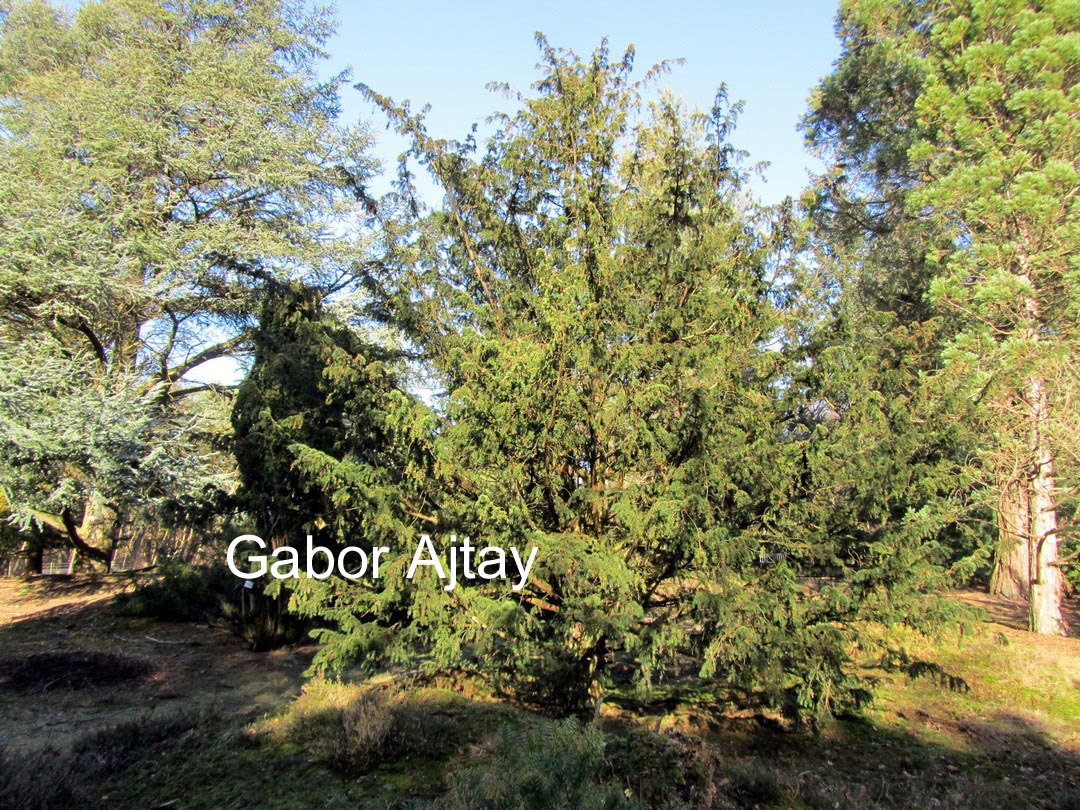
[909, 0, 1077, 634]
[804, 0, 1078, 628]
[0, 0, 376, 565]
[232, 280, 430, 548]
[289, 36, 947, 726]
[0, 337, 229, 566]
[801, 0, 992, 587]
[230, 280, 433, 650]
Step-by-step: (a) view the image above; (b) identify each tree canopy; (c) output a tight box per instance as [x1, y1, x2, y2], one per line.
[0, 0, 377, 564]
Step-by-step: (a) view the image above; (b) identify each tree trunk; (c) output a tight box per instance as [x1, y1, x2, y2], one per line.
[990, 475, 1031, 600]
[1027, 375, 1068, 636]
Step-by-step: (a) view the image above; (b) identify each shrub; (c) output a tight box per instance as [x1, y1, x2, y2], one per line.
[273, 680, 482, 777]
[445, 718, 640, 810]
[603, 726, 716, 808]
[114, 561, 237, 622]
[0, 714, 197, 809]
[277, 680, 395, 774]
[68, 713, 198, 778]
[114, 561, 305, 650]
[0, 745, 85, 810]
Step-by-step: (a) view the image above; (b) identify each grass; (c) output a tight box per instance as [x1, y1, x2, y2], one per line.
[0, 578, 1077, 808]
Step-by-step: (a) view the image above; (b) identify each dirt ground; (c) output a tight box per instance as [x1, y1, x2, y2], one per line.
[1, 575, 1078, 810]
[0, 575, 314, 754]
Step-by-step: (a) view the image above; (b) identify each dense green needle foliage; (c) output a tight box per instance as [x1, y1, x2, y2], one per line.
[260, 37, 978, 726]
[232, 281, 433, 551]
[2, 0, 1070, 733]
[358, 38, 795, 717]
[910, 0, 1078, 634]
[806, 0, 1078, 633]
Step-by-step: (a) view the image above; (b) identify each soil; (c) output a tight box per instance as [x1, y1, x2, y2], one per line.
[0, 575, 315, 754]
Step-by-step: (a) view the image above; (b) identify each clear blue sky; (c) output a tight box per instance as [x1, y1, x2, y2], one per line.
[323, 0, 842, 204]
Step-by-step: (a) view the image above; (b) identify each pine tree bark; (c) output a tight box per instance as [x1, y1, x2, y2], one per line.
[990, 475, 1031, 600]
[1027, 374, 1068, 635]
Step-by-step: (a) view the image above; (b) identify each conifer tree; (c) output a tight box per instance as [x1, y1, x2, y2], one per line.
[0, 0, 375, 564]
[909, 0, 1077, 634]
[349, 39, 785, 716]
[232, 281, 431, 550]
[230, 280, 436, 653]
[804, 0, 1078, 628]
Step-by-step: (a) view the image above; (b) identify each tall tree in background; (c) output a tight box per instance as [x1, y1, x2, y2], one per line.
[805, 0, 1077, 632]
[802, 0, 989, 585]
[910, 0, 1077, 634]
[0, 0, 376, 566]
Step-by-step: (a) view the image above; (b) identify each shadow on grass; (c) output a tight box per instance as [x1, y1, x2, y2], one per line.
[3, 574, 124, 604]
[692, 709, 1080, 809]
[0, 588, 314, 760]
[954, 588, 1080, 633]
[1, 686, 1077, 809]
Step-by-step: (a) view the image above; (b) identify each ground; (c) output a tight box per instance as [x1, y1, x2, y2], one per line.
[0, 575, 1077, 808]
[0, 576, 311, 755]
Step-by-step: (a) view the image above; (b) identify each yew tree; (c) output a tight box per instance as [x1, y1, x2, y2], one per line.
[291, 37, 921, 724]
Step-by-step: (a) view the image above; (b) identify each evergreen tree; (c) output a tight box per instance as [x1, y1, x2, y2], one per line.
[804, 0, 1079, 625]
[232, 280, 438, 665]
[289, 37, 964, 725]
[909, 0, 1077, 634]
[232, 282, 430, 548]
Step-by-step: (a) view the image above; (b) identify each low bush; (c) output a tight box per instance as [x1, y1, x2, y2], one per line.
[272, 680, 498, 779]
[277, 680, 395, 774]
[69, 713, 198, 778]
[0, 745, 85, 810]
[603, 725, 717, 808]
[445, 717, 640, 810]
[114, 561, 237, 622]
[114, 561, 305, 650]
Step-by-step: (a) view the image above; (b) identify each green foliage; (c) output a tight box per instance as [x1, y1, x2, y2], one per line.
[0, 0, 376, 563]
[339, 38, 799, 716]
[809, 0, 1078, 632]
[114, 560, 304, 650]
[114, 561, 240, 623]
[0, 336, 231, 566]
[232, 281, 428, 546]
[230, 281, 434, 655]
[446, 718, 639, 810]
[267, 33, 995, 728]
